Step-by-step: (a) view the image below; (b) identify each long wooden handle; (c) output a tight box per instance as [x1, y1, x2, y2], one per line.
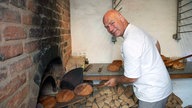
[165, 54, 192, 64]
[84, 64, 93, 72]
[95, 83, 106, 88]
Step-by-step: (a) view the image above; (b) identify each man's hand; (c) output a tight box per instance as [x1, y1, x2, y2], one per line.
[104, 78, 118, 87]
[104, 76, 137, 87]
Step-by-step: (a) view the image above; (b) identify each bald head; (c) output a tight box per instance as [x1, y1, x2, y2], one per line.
[103, 10, 122, 22]
[103, 10, 128, 37]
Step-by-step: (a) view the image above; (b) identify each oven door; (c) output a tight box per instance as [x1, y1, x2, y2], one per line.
[60, 67, 83, 90]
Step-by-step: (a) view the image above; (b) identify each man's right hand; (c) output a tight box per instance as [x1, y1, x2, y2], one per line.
[104, 77, 118, 87]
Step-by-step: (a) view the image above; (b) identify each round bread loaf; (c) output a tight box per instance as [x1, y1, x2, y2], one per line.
[172, 62, 185, 70]
[56, 89, 75, 103]
[39, 96, 56, 108]
[164, 59, 174, 67]
[112, 60, 123, 67]
[107, 64, 120, 72]
[74, 83, 93, 96]
[107, 60, 123, 72]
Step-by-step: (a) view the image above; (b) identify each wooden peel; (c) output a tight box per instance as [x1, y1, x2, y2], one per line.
[165, 54, 192, 64]
[84, 64, 93, 72]
[95, 83, 106, 88]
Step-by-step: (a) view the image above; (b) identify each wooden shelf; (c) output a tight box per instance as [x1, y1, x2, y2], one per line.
[83, 63, 192, 81]
[170, 73, 192, 79]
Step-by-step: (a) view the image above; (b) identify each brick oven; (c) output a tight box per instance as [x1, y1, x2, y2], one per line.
[0, 0, 71, 107]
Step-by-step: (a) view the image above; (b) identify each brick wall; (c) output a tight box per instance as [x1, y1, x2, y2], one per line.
[0, 0, 71, 107]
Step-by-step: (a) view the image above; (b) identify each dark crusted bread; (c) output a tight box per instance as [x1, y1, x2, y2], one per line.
[56, 89, 75, 103]
[74, 83, 93, 96]
[107, 60, 123, 72]
[39, 96, 56, 108]
[172, 62, 185, 70]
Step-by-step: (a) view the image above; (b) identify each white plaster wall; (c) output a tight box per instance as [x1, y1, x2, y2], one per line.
[70, 0, 117, 63]
[120, 0, 181, 57]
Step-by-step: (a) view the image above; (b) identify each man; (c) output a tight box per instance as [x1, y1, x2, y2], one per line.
[103, 10, 172, 108]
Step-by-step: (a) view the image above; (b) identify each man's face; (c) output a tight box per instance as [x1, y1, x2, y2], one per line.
[103, 14, 124, 37]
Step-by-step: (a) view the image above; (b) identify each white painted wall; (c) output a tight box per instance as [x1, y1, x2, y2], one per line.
[70, 0, 117, 63]
[120, 0, 181, 57]
[70, 0, 192, 107]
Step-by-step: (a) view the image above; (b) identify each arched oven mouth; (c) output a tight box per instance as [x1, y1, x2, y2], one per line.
[37, 58, 84, 105]
[39, 75, 58, 96]
[36, 55, 98, 108]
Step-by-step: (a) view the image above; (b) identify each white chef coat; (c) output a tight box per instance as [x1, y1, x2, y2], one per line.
[121, 24, 172, 102]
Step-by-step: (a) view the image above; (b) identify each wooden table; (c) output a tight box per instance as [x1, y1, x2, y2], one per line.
[168, 62, 192, 79]
[83, 62, 192, 81]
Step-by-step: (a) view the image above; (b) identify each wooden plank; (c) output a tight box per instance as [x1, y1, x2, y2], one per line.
[83, 73, 192, 81]
[170, 73, 192, 79]
[83, 62, 192, 80]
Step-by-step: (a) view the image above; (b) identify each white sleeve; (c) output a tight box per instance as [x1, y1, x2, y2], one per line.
[122, 40, 142, 78]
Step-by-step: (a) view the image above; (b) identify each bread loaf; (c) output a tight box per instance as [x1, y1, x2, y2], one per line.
[39, 96, 56, 108]
[107, 60, 123, 72]
[74, 83, 93, 96]
[56, 89, 75, 103]
[112, 60, 123, 67]
[172, 62, 185, 70]
[164, 59, 174, 67]
[107, 64, 119, 72]
[161, 55, 174, 67]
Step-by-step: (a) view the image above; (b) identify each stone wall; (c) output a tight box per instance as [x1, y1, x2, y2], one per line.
[0, 0, 71, 107]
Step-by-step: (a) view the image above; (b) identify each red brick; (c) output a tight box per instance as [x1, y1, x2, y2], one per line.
[22, 13, 32, 25]
[63, 13, 70, 22]
[0, 67, 8, 82]
[10, 56, 33, 75]
[0, 8, 21, 23]
[20, 103, 27, 108]
[0, 73, 26, 103]
[56, 4, 62, 13]
[0, 34, 1, 42]
[62, 22, 69, 29]
[66, 45, 71, 54]
[3, 26, 26, 41]
[27, 0, 37, 13]
[24, 40, 39, 53]
[63, 34, 71, 42]
[6, 85, 29, 108]
[0, 43, 23, 60]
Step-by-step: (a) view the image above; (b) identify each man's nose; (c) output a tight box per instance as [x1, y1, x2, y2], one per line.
[108, 25, 113, 32]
